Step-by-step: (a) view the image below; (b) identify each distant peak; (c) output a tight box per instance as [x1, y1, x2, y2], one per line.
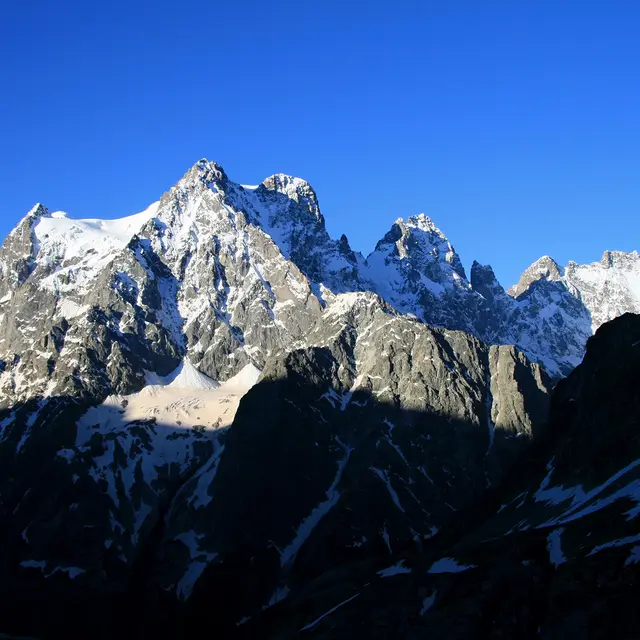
[533, 254, 560, 268]
[600, 249, 640, 268]
[405, 213, 443, 235]
[193, 158, 229, 185]
[508, 255, 562, 298]
[258, 173, 323, 227]
[377, 214, 444, 245]
[470, 260, 498, 281]
[14, 203, 50, 233]
[25, 203, 49, 220]
[521, 255, 562, 280]
[470, 261, 505, 301]
[260, 173, 317, 202]
[387, 214, 447, 241]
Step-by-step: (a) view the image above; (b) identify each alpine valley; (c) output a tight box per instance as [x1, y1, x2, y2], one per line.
[0, 160, 639, 638]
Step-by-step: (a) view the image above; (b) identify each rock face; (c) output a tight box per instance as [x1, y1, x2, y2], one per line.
[0, 291, 551, 638]
[0, 159, 637, 638]
[233, 313, 640, 638]
[138, 292, 550, 635]
[1, 159, 639, 404]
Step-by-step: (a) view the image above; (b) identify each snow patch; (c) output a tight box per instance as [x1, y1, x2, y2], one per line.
[546, 527, 567, 567]
[428, 557, 476, 574]
[371, 467, 405, 512]
[377, 561, 411, 577]
[300, 593, 360, 632]
[421, 590, 437, 615]
[20, 560, 86, 579]
[587, 533, 640, 558]
[280, 438, 352, 568]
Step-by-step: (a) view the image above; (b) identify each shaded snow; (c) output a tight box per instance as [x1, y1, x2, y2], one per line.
[188, 442, 225, 510]
[587, 533, 640, 558]
[280, 438, 353, 568]
[174, 529, 218, 600]
[371, 467, 405, 512]
[537, 458, 640, 527]
[300, 593, 360, 632]
[421, 590, 437, 615]
[377, 561, 411, 577]
[428, 557, 477, 574]
[264, 585, 290, 609]
[546, 527, 567, 566]
[20, 560, 86, 579]
[625, 546, 640, 566]
[176, 556, 217, 601]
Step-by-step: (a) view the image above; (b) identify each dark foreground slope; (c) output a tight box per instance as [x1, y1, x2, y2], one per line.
[243, 313, 640, 638]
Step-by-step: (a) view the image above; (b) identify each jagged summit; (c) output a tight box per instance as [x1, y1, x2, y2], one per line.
[193, 158, 229, 185]
[1, 159, 639, 639]
[507, 255, 563, 298]
[600, 248, 640, 268]
[404, 212, 444, 235]
[25, 202, 49, 219]
[470, 261, 505, 304]
[2, 159, 639, 386]
[260, 172, 317, 200]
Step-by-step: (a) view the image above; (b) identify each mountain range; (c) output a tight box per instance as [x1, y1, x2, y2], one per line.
[0, 159, 638, 638]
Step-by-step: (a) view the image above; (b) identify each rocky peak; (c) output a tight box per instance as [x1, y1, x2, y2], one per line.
[338, 233, 358, 264]
[161, 160, 231, 211]
[257, 173, 324, 229]
[0, 203, 48, 288]
[600, 249, 640, 269]
[372, 215, 465, 276]
[261, 173, 316, 201]
[2, 158, 638, 395]
[470, 261, 505, 303]
[374, 220, 404, 252]
[508, 255, 563, 298]
[194, 158, 229, 188]
[24, 202, 49, 221]
[405, 212, 444, 235]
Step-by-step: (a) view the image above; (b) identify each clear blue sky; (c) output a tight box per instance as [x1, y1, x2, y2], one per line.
[1, 0, 639, 287]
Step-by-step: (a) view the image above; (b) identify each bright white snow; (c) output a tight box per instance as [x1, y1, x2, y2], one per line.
[34, 201, 159, 293]
[96, 361, 262, 431]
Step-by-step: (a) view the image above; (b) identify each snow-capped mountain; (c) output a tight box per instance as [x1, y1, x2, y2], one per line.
[0, 159, 639, 638]
[1, 158, 638, 405]
[509, 251, 640, 331]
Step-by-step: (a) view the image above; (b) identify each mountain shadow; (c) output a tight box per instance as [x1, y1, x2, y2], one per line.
[232, 314, 640, 639]
[0, 334, 549, 640]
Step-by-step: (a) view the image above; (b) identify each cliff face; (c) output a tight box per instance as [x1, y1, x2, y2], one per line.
[242, 313, 640, 639]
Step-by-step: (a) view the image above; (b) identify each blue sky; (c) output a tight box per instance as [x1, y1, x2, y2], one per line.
[1, 0, 639, 287]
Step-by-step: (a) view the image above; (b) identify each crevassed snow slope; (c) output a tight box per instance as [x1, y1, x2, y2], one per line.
[100, 361, 262, 430]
